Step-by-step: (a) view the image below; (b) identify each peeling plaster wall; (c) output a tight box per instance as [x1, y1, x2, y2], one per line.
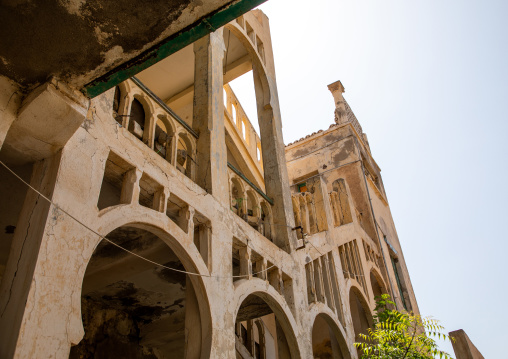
[0, 0, 238, 91]
[285, 115, 420, 318]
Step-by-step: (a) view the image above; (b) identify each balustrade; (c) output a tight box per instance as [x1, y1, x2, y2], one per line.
[223, 84, 263, 172]
[111, 78, 197, 182]
[228, 164, 273, 242]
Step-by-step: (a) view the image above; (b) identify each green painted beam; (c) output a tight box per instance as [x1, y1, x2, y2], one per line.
[83, 0, 267, 98]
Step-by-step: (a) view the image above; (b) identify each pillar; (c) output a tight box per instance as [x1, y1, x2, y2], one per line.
[192, 30, 229, 205]
[239, 246, 252, 280]
[120, 168, 142, 205]
[0, 153, 61, 359]
[252, 62, 297, 252]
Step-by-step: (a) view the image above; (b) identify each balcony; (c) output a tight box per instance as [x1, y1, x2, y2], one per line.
[228, 162, 273, 242]
[111, 77, 197, 182]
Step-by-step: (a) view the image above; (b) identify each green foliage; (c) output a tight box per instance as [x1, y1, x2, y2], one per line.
[355, 294, 453, 359]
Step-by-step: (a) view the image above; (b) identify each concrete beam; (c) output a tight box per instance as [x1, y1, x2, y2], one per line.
[2, 79, 88, 165]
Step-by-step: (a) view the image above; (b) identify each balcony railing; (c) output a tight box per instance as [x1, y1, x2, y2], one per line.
[112, 77, 197, 181]
[228, 163, 273, 242]
[223, 84, 263, 174]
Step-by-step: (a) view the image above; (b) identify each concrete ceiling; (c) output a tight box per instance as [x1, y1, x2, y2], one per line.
[0, 0, 265, 96]
[136, 28, 250, 102]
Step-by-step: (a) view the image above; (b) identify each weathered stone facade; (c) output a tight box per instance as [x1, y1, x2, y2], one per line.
[0, 9, 420, 359]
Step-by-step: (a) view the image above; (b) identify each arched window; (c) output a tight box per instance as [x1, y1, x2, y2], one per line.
[246, 190, 259, 230]
[176, 134, 194, 179]
[330, 178, 353, 226]
[230, 178, 245, 217]
[154, 116, 174, 162]
[312, 314, 350, 359]
[112, 86, 122, 125]
[242, 120, 247, 141]
[370, 271, 385, 299]
[349, 289, 372, 349]
[260, 202, 272, 241]
[235, 294, 298, 359]
[128, 98, 145, 140]
[232, 103, 237, 121]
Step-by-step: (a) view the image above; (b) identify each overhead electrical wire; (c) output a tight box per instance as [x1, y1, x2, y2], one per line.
[0, 160, 280, 280]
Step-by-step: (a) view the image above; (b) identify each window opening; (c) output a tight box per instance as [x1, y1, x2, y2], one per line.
[232, 103, 237, 121]
[112, 86, 122, 125]
[128, 98, 145, 140]
[242, 120, 247, 141]
[390, 254, 408, 311]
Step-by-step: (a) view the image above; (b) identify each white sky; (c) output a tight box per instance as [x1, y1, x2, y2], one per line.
[230, 0, 508, 357]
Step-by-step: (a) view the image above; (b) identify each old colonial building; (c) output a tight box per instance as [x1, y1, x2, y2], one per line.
[0, 6, 419, 359]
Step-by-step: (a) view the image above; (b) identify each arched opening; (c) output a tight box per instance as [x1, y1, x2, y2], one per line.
[176, 133, 194, 180]
[348, 288, 372, 351]
[246, 190, 259, 230]
[231, 177, 245, 217]
[330, 179, 353, 227]
[70, 226, 209, 359]
[260, 201, 272, 241]
[312, 314, 349, 359]
[128, 98, 147, 141]
[235, 293, 297, 359]
[299, 196, 310, 235]
[224, 25, 260, 134]
[370, 271, 385, 300]
[154, 115, 175, 162]
[232, 103, 237, 122]
[242, 120, 247, 142]
[112, 86, 122, 125]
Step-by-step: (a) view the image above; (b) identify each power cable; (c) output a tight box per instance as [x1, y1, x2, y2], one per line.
[0, 160, 278, 280]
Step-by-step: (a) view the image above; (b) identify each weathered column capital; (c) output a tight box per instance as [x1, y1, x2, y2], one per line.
[3, 77, 89, 164]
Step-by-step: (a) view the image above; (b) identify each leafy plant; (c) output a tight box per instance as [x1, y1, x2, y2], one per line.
[355, 294, 453, 359]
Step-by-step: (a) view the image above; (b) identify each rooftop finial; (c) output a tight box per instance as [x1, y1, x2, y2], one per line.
[327, 80, 347, 124]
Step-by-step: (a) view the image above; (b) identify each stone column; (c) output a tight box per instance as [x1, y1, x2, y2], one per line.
[192, 30, 229, 205]
[0, 153, 61, 359]
[120, 168, 142, 205]
[0, 119, 109, 359]
[252, 62, 297, 252]
[239, 246, 252, 280]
